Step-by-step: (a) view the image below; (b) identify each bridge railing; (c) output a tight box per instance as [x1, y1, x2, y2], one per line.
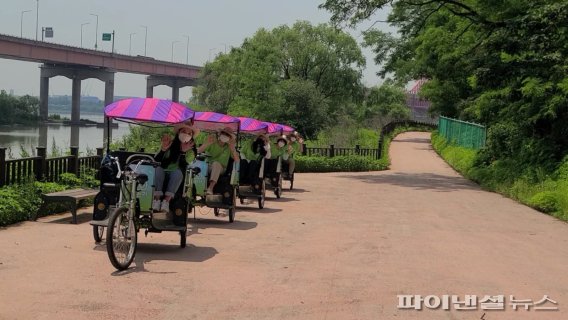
[0, 147, 104, 187]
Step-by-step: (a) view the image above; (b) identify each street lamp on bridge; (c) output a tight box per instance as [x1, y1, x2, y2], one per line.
[140, 25, 148, 56]
[171, 40, 179, 62]
[20, 10, 32, 38]
[129, 33, 136, 55]
[80, 22, 89, 47]
[89, 13, 98, 50]
[183, 35, 189, 64]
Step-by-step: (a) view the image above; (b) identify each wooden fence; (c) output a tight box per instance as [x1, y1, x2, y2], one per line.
[0, 147, 104, 187]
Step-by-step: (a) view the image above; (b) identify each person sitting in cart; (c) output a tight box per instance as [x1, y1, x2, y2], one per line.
[197, 128, 240, 195]
[270, 135, 288, 160]
[285, 132, 304, 175]
[240, 133, 271, 184]
[152, 124, 198, 212]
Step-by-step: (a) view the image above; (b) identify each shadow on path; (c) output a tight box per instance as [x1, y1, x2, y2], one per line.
[338, 172, 478, 192]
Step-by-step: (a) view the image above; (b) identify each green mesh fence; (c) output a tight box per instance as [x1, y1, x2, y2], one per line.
[438, 116, 486, 149]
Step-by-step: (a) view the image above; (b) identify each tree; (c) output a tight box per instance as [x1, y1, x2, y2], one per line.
[195, 21, 366, 136]
[320, 0, 568, 165]
[0, 90, 39, 124]
[361, 83, 410, 128]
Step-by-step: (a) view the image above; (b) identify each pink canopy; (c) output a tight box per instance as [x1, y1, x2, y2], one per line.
[238, 117, 268, 134]
[104, 98, 194, 124]
[189, 111, 240, 132]
[261, 121, 295, 136]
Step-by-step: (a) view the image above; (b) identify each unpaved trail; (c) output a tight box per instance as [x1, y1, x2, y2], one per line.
[1, 131, 567, 320]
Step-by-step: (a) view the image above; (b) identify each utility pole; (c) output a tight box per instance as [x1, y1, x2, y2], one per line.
[129, 32, 136, 55]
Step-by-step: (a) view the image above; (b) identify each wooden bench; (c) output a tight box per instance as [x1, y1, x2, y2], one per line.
[37, 188, 99, 224]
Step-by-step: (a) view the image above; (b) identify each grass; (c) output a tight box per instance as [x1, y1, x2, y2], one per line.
[431, 131, 568, 221]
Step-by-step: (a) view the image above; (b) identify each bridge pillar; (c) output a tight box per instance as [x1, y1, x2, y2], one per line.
[104, 79, 115, 146]
[39, 75, 49, 121]
[172, 81, 180, 102]
[147, 75, 196, 103]
[71, 78, 81, 125]
[146, 83, 154, 98]
[39, 64, 115, 148]
[39, 125, 48, 148]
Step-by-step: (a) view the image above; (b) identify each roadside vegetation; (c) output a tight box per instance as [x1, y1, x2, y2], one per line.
[432, 132, 568, 221]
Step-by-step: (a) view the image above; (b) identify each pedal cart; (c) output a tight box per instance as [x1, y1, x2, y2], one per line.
[183, 111, 241, 222]
[92, 98, 195, 271]
[278, 124, 296, 190]
[261, 122, 293, 199]
[236, 117, 269, 209]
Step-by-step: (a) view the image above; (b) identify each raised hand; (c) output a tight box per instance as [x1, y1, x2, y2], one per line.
[161, 134, 173, 151]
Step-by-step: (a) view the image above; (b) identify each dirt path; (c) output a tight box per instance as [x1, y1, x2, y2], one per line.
[1, 132, 567, 320]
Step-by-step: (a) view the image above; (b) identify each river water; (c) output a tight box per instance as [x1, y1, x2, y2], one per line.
[0, 112, 131, 158]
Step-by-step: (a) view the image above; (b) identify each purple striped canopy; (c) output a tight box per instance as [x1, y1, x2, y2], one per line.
[104, 98, 194, 124]
[189, 111, 240, 132]
[238, 117, 268, 134]
[279, 124, 295, 134]
[261, 122, 295, 136]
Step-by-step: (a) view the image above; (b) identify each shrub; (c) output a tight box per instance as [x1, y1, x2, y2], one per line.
[528, 192, 559, 213]
[295, 155, 388, 173]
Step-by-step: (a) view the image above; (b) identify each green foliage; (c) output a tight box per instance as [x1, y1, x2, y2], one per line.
[195, 21, 365, 137]
[432, 132, 568, 221]
[0, 180, 58, 226]
[0, 90, 39, 124]
[0, 171, 100, 226]
[528, 192, 558, 213]
[295, 155, 387, 173]
[307, 119, 379, 148]
[360, 83, 410, 126]
[322, 0, 568, 170]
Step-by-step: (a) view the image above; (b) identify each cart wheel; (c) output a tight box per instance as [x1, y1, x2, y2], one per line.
[275, 176, 283, 198]
[258, 180, 266, 209]
[106, 207, 137, 271]
[214, 208, 220, 216]
[290, 177, 294, 190]
[93, 226, 104, 243]
[180, 229, 186, 248]
[229, 187, 237, 223]
[239, 197, 245, 205]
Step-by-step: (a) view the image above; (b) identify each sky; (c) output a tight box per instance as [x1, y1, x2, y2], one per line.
[0, 0, 392, 102]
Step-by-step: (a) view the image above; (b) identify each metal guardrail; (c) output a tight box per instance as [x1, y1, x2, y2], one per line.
[438, 116, 486, 149]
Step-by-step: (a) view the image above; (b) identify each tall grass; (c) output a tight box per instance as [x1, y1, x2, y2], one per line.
[431, 131, 568, 221]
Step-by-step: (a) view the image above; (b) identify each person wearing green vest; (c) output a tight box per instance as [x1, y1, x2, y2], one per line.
[270, 135, 288, 160]
[152, 124, 198, 212]
[240, 134, 271, 184]
[285, 131, 304, 174]
[197, 128, 240, 195]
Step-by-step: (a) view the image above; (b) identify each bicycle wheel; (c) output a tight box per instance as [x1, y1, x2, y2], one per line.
[106, 207, 137, 271]
[180, 229, 186, 248]
[229, 187, 237, 223]
[93, 226, 104, 243]
[258, 180, 265, 209]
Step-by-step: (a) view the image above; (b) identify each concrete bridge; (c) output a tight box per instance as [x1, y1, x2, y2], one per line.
[0, 33, 202, 143]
